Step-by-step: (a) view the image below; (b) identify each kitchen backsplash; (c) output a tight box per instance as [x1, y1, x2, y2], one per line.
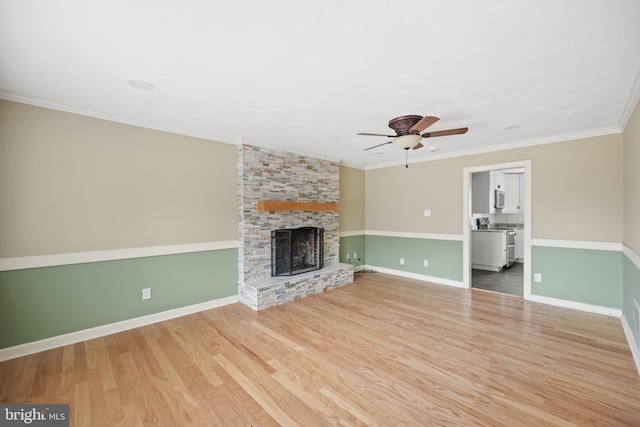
[471, 212, 524, 229]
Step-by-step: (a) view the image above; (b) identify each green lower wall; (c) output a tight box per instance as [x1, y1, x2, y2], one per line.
[4, 240, 633, 351]
[355, 235, 625, 310]
[364, 235, 463, 282]
[623, 253, 640, 339]
[531, 246, 623, 309]
[0, 248, 238, 349]
[339, 235, 365, 267]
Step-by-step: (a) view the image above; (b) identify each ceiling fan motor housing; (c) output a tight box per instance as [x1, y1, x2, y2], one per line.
[388, 115, 423, 136]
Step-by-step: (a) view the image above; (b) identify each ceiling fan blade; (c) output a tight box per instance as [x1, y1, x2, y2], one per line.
[412, 142, 424, 150]
[409, 116, 439, 133]
[358, 132, 397, 137]
[363, 141, 392, 151]
[422, 127, 469, 138]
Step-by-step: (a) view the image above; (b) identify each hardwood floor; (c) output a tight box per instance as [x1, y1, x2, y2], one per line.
[1, 272, 639, 426]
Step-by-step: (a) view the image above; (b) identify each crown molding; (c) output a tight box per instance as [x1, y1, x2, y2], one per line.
[618, 66, 640, 131]
[0, 91, 239, 145]
[365, 127, 622, 170]
[237, 138, 343, 164]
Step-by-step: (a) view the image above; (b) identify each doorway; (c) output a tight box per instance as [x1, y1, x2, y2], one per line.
[462, 161, 532, 300]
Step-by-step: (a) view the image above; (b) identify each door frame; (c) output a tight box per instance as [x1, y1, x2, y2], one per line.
[462, 160, 532, 299]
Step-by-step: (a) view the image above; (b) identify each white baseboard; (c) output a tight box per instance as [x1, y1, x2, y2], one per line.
[0, 295, 238, 362]
[528, 294, 621, 317]
[621, 315, 640, 376]
[362, 265, 466, 288]
[364, 265, 623, 316]
[361, 265, 640, 374]
[623, 244, 640, 270]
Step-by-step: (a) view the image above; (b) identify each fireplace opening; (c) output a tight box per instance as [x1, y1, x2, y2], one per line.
[271, 227, 324, 276]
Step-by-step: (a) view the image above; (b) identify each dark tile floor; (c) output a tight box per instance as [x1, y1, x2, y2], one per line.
[472, 262, 524, 297]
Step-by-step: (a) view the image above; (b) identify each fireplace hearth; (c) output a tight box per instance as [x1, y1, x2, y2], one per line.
[271, 227, 323, 276]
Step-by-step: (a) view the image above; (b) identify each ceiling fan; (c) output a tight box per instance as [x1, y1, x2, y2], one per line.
[358, 115, 468, 167]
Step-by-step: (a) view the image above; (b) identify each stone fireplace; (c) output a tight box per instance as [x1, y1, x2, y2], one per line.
[237, 144, 353, 310]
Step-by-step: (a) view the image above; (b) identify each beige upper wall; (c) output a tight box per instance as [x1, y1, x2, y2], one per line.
[339, 165, 365, 232]
[624, 97, 640, 254]
[365, 133, 623, 242]
[0, 100, 238, 258]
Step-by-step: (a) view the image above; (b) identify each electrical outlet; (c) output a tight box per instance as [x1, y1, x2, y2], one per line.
[533, 273, 542, 283]
[353, 252, 357, 259]
[400, 258, 405, 265]
[424, 209, 432, 217]
[142, 288, 151, 300]
[423, 259, 429, 267]
[346, 253, 350, 260]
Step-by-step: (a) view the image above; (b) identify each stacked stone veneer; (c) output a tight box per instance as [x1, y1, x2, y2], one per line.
[237, 144, 353, 310]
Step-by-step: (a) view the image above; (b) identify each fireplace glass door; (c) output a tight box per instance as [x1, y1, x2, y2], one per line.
[271, 227, 324, 276]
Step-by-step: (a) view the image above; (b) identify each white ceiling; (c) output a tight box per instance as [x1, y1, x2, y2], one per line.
[1, 0, 639, 169]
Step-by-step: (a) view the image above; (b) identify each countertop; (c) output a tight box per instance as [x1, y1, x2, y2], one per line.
[473, 226, 524, 232]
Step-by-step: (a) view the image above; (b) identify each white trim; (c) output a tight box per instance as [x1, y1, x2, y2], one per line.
[621, 315, 640, 376]
[2, 92, 625, 172]
[462, 160, 532, 299]
[0, 91, 240, 146]
[353, 264, 368, 272]
[238, 138, 343, 164]
[364, 230, 463, 241]
[339, 230, 366, 238]
[0, 295, 239, 363]
[339, 161, 366, 170]
[532, 239, 622, 252]
[622, 244, 640, 270]
[364, 265, 466, 289]
[0, 241, 239, 272]
[528, 294, 621, 317]
[365, 128, 621, 170]
[618, 66, 640, 131]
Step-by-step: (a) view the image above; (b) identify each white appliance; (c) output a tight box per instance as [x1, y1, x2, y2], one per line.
[506, 230, 516, 267]
[494, 189, 505, 209]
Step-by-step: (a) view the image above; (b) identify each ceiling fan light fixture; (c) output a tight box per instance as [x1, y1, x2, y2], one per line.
[392, 134, 422, 149]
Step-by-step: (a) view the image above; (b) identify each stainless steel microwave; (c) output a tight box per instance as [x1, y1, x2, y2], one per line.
[495, 189, 505, 209]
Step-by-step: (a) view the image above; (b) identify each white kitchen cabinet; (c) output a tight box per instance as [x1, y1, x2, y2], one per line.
[490, 170, 505, 191]
[472, 170, 522, 214]
[472, 230, 506, 271]
[516, 229, 524, 262]
[503, 173, 520, 213]
[503, 173, 524, 213]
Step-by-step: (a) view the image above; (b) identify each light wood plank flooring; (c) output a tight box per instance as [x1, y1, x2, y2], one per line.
[1, 272, 639, 426]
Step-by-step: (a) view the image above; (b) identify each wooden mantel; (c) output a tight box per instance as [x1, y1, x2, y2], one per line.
[257, 200, 339, 212]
